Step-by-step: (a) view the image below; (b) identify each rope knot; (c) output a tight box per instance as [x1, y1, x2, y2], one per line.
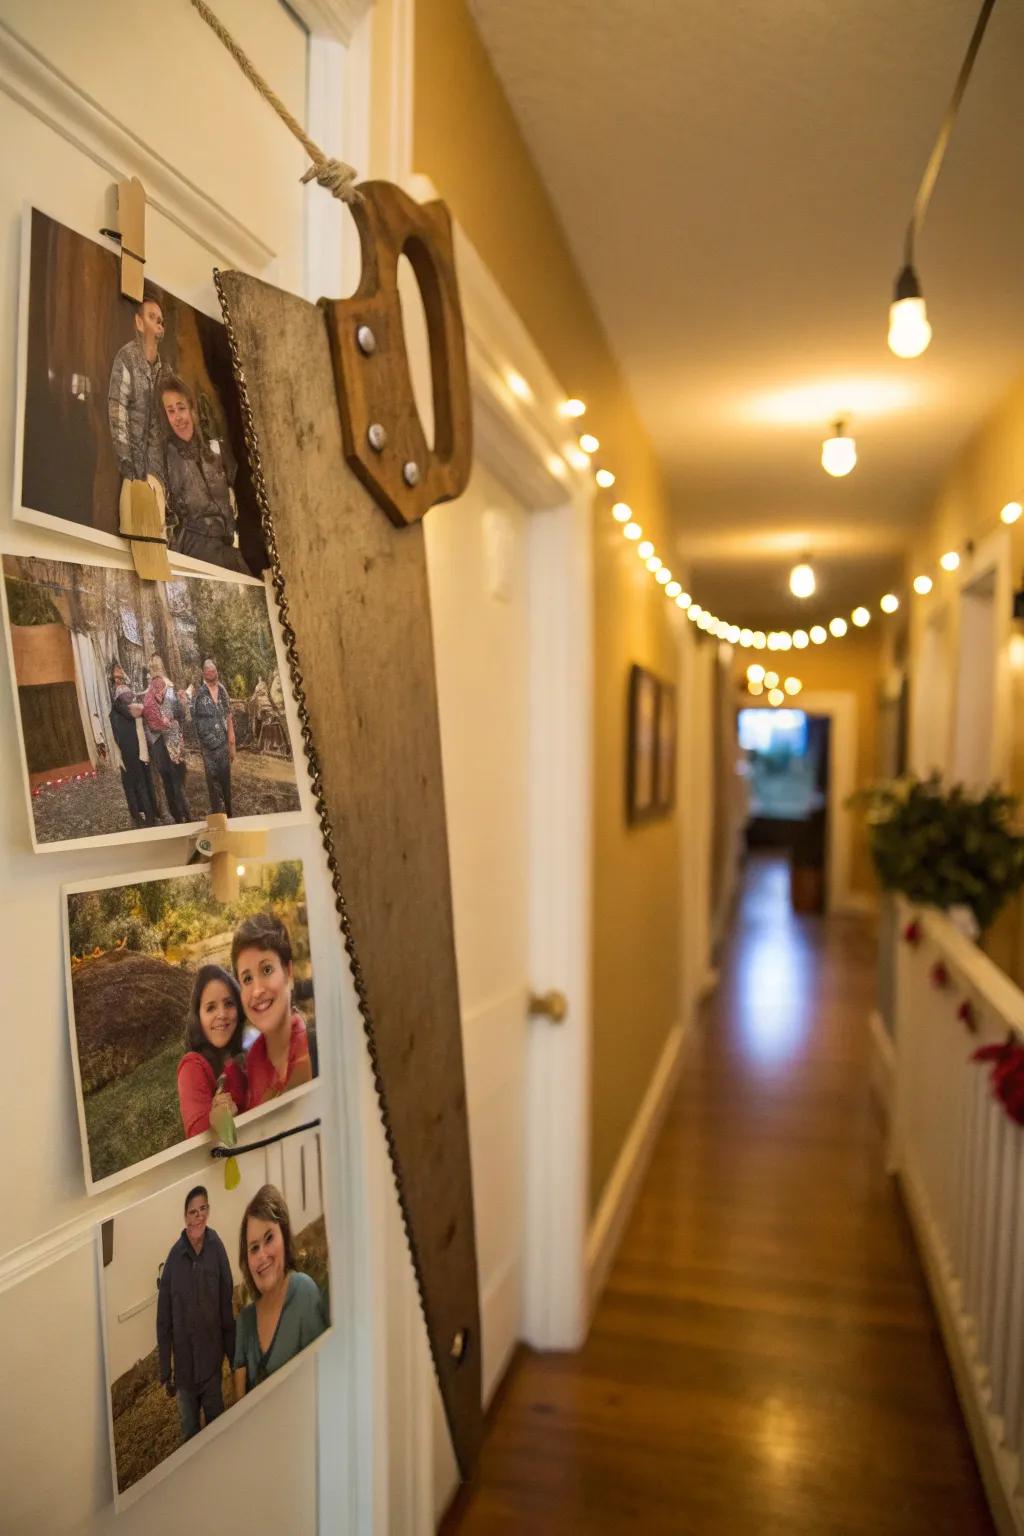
[302, 158, 361, 205]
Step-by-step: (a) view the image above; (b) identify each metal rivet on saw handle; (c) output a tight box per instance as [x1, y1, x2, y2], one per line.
[403, 461, 421, 487]
[356, 324, 377, 356]
[367, 423, 387, 452]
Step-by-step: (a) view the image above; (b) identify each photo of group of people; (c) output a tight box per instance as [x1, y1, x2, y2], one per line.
[64, 861, 316, 1189]
[15, 207, 267, 576]
[100, 1133, 330, 1503]
[2, 553, 301, 847]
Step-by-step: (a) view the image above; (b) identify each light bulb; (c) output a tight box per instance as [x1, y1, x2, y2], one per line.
[236, 863, 246, 877]
[940, 550, 960, 572]
[579, 433, 600, 455]
[766, 632, 779, 650]
[821, 422, 857, 477]
[566, 446, 590, 471]
[727, 625, 741, 644]
[678, 592, 692, 608]
[789, 561, 816, 599]
[623, 524, 642, 543]
[776, 632, 793, 651]
[506, 372, 531, 401]
[715, 619, 730, 638]
[656, 567, 672, 585]
[784, 677, 802, 696]
[829, 617, 848, 637]
[752, 631, 767, 650]
[558, 398, 586, 418]
[595, 468, 615, 489]
[747, 663, 766, 685]
[792, 629, 809, 649]
[748, 680, 764, 697]
[612, 502, 632, 523]
[666, 581, 682, 598]
[547, 454, 567, 479]
[646, 555, 662, 573]
[638, 540, 655, 558]
[810, 625, 827, 645]
[913, 574, 933, 595]
[880, 593, 899, 614]
[768, 688, 784, 707]
[739, 628, 753, 647]
[1001, 501, 1023, 526]
[764, 670, 780, 689]
[852, 606, 870, 627]
[888, 266, 931, 358]
[688, 603, 702, 620]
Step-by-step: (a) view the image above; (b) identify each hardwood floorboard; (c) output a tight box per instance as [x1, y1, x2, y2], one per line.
[442, 855, 994, 1534]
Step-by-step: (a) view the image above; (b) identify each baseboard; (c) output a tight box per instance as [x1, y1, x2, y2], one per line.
[867, 1008, 895, 1128]
[585, 1022, 686, 1320]
[897, 1159, 1024, 1536]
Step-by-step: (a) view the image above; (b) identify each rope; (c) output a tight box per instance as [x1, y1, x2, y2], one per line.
[188, 0, 360, 204]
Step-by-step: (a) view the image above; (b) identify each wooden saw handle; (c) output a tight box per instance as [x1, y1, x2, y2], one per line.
[323, 181, 473, 527]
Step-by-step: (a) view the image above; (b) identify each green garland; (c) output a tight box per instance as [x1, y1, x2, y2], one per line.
[850, 774, 1024, 933]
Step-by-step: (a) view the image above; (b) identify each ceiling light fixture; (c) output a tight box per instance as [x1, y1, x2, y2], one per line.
[821, 420, 857, 478]
[789, 560, 816, 599]
[887, 0, 996, 360]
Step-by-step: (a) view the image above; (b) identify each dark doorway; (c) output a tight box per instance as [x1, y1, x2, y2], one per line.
[737, 707, 830, 913]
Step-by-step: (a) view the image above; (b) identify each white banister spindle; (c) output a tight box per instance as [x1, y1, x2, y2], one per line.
[891, 901, 1024, 1533]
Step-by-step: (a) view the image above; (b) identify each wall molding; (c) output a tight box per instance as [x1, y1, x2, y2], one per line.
[867, 1007, 895, 1132]
[0, 18, 273, 271]
[290, 0, 374, 44]
[586, 1022, 687, 1318]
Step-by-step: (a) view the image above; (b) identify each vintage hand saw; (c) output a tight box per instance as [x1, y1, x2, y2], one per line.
[216, 181, 481, 1474]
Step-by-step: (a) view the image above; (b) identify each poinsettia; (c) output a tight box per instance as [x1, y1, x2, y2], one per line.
[973, 1036, 1024, 1125]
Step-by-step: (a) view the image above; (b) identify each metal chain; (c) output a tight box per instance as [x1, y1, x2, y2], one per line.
[213, 267, 442, 1378]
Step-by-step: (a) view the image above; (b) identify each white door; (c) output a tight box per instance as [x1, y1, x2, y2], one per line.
[425, 459, 531, 1508]
[0, 7, 372, 1532]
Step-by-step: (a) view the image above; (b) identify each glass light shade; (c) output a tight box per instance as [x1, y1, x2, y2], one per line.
[821, 431, 857, 478]
[888, 296, 932, 359]
[789, 562, 816, 599]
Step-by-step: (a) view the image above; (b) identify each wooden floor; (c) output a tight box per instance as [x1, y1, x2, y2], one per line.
[443, 855, 994, 1535]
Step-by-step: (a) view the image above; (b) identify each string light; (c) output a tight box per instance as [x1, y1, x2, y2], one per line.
[656, 568, 672, 585]
[810, 625, 827, 645]
[752, 632, 767, 650]
[888, 271, 932, 359]
[739, 628, 753, 647]
[579, 433, 600, 455]
[688, 603, 702, 620]
[913, 574, 933, 595]
[776, 633, 792, 651]
[939, 550, 960, 572]
[566, 445, 590, 471]
[727, 625, 741, 644]
[638, 540, 655, 558]
[612, 502, 632, 523]
[1001, 501, 1022, 526]
[749, 680, 764, 696]
[784, 677, 802, 696]
[506, 372, 532, 401]
[678, 591, 692, 608]
[748, 664, 766, 684]
[595, 468, 616, 489]
[558, 398, 586, 418]
[646, 555, 662, 573]
[768, 688, 784, 707]
[880, 593, 900, 613]
[666, 580, 682, 598]
[829, 617, 848, 637]
[764, 670, 780, 689]
[793, 629, 809, 649]
[852, 606, 870, 627]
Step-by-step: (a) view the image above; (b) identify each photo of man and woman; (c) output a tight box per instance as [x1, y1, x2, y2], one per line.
[100, 1132, 330, 1503]
[64, 861, 317, 1189]
[15, 207, 267, 576]
[2, 553, 301, 847]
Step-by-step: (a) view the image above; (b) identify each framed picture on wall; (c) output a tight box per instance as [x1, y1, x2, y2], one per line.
[627, 664, 659, 822]
[655, 681, 677, 812]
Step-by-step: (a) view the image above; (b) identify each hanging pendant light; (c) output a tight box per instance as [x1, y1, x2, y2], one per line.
[888, 265, 932, 358]
[821, 421, 857, 478]
[789, 559, 816, 599]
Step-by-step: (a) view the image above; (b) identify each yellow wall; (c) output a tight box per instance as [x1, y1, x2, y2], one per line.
[905, 367, 1024, 979]
[734, 634, 884, 897]
[410, 0, 682, 1215]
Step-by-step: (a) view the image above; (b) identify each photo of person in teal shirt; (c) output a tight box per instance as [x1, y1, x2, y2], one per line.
[233, 1183, 329, 1396]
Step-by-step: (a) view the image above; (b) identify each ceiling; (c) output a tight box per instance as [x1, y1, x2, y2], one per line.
[468, 0, 1024, 629]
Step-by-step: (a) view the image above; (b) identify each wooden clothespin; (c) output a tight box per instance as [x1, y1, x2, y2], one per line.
[197, 813, 267, 903]
[113, 175, 146, 302]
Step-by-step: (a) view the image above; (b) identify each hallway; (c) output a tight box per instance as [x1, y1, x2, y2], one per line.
[444, 855, 994, 1534]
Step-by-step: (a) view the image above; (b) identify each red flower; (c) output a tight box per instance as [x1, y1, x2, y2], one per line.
[902, 919, 921, 946]
[957, 1000, 977, 1034]
[972, 1036, 1024, 1126]
[931, 961, 950, 989]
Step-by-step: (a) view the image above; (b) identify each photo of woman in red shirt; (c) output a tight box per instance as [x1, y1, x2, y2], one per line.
[231, 911, 312, 1108]
[177, 964, 249, 1138]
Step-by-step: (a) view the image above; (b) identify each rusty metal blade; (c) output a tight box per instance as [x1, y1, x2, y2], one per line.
[217, 269, 482, 1476]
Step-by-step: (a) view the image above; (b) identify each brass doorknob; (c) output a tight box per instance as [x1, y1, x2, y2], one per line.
[528, 989, 568, 1023]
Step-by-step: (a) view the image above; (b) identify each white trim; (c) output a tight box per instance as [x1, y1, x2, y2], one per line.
[0, 19, 272, 271]
[586, 1023, 686, 1317]
[867, 1008, 895, 1130]
[794, 689, 858, 913]
[289, 0, 374, 44]
[898, 1161, 1024, 1536]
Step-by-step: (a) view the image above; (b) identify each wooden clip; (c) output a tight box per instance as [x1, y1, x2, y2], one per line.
[199, 813, 267, 903]
[114, 176, 146, 302]
[119, 478, 172, 581]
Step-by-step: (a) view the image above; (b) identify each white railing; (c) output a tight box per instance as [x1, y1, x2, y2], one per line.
[891, 896, 1024, 1535]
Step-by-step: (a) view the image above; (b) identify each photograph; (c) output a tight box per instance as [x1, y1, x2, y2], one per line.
[2, 553, 301, 848]
[65, 861, 318, 1190]
[14, 206, 267, 577]
[627, 664, 659, 823]
[99, 1131, 330, 1505]
[655, 681, 677, 812]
